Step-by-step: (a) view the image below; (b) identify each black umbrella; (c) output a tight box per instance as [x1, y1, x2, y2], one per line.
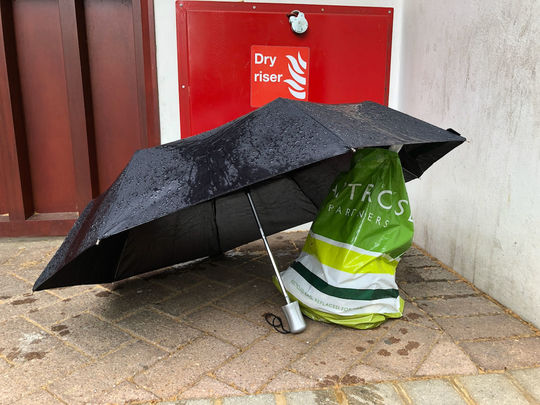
[34, 99, 464, 329]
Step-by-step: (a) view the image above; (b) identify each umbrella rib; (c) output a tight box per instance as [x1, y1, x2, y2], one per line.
[212, 199, 223, 253]
[112, 232, 129, 282]
[289, 174, 319, 211]
[290, 102, 350, 148]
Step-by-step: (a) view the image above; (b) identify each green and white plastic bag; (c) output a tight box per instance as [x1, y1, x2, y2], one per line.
[280, 148, 414, 329]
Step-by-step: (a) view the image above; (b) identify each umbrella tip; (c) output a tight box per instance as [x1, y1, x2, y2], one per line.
[446, 128, 461, 136]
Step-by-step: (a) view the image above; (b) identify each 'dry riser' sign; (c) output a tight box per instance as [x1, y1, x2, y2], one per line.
[250, 45, 310, 107]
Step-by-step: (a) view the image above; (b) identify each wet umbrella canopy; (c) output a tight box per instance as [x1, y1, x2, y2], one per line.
[34, 99, 465, 291]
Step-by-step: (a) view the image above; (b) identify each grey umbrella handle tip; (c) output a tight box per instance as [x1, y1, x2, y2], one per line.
[282, 301, 306, 334]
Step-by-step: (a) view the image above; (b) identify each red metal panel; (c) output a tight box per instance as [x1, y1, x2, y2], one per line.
[84, 0, 144, 193]
[135, 0, 161, 148]
[0, 183, 6, 215]
[177, 1, 393, 137]
[0, 0, 159, 236]
[0, 214, 77, 237]
[0, 0, 31, 219]
[58, 0, 97, 211]
[58, 0, 99, 213]
[12, 0, 77, 213]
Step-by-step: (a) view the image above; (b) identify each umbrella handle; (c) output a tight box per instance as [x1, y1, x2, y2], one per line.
[246, 191, 306, 334]
[245, 191, 291, 305]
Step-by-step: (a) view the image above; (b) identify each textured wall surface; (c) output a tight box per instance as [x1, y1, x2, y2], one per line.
[400, 0, 539, 326]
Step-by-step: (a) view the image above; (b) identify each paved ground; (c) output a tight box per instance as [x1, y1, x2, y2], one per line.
[0, 231, 539, 404]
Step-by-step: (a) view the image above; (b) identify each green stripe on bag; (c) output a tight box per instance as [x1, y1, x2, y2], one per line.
[303, 235, 397, 275]
[291, 261, 399, 301]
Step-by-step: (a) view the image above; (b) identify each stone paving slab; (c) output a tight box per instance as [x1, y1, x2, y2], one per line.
[345, 363, 398, 385]
[459, 336, 540, 371]
[59, 340, 164, 397]
[398, 255, 440, 269]
[458, 374, 530, 405]
[214, 332, 310, 393]
[414, 338, 478, 377]
[1, 233, 539, 404]
[510, 367, 540, 402]
[13, 390, 64, 405]
[117, 308, 202, 351]
[342, 383, 403, 404]
[285, 390, 340, 405]
[399, 280, 478, 299]
[401, 379, 466, 405]
[51, 312, 134, 358]
[0, 273, 32, 299]
[0, 290, 60, 323]
[179, 376, 243, 400]
[133, 336, 238, 399]
[400, 301, 442, 330]
[185, 306, 267, 348]
[291, 325, 386, 382]
[153, 280, 236, 318]
[363, 321, 442, 377]
[436, 313, 535, 341]
[94, 381, 159, 404]
[397, 266, 459, 283]
[25, 288, 108, 326]
[214, 278, 280, 315]
[222, 393, 276, 405]
[416, 296, 503, 317]
[261, 370, 319, 393]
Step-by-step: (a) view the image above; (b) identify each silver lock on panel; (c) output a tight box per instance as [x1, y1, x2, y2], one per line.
[288, 10, 308, 34]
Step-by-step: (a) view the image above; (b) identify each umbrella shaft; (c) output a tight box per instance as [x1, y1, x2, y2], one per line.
[246, 191, 291, 305]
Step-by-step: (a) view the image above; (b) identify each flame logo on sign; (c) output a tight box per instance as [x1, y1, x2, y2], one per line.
[284, 52, 307, 100]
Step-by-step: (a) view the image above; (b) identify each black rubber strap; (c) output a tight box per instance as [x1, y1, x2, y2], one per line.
[264, 312, 290, 334]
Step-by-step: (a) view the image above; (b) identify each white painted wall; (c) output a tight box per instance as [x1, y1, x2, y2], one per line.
[400, 0, 540, 326]
[153, 0, 402, 143]
[154, 0, 181, 144]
